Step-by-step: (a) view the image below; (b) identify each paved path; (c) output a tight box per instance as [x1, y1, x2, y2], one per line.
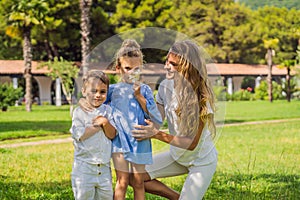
[1, 118, 299, 149]
[219, 117, 300, 127]
[0, 137, 73, 149]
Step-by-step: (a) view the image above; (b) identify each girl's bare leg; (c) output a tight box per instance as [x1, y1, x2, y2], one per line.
[112, 153, 129, 200]
[131, 163, 146, 200]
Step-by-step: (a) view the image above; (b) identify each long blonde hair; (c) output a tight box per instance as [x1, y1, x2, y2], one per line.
[170, 40, 216, 138]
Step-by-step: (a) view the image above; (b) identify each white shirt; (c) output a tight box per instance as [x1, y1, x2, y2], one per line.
[70, 104, 116, 165]
[156, 79, 217, 166]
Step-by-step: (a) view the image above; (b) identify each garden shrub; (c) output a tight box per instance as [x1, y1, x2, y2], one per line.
[213, 86, 227, 101]
[255, 80, 284, 100]
[272, 81, 284, 100]
[231, 89, 254, 101]
[0, 83, 23, 111]
[108, 74, 120, 84]
[255, 81, 268, 100]
[241, 76, 255, 92]
[282, 77, 300, 100]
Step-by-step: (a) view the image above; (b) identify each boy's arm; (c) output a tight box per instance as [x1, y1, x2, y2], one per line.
[93, 116, 116, 140]
[79, 126, 101, 141]
[70, 109, 99, 141]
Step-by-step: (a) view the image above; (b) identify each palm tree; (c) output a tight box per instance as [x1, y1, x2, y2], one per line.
[264, 38, 279, 103]
[5, 0, 49, 111]
[80, 0, 92, 77]
[279, 60, 296, 102]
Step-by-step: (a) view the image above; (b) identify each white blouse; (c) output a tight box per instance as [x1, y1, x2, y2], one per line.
[156, 79, 217, 166]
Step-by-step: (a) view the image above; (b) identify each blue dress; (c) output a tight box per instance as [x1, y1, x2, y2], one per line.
[106, 82, 162, 165]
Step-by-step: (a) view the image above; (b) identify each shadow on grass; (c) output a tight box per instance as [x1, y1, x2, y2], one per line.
[0, 121, 70, 133]
[0, 121, 71, 140]
[6, 105, 71, 112]
[206, 172, 300, 199]
[223, 119, 246, 124]
[0, 180, 73, 200]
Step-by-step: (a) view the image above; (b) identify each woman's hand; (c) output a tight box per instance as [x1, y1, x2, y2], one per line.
[132, 119, 159, 141]
[78, 98, 94, 112]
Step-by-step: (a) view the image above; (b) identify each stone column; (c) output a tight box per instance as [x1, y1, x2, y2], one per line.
[12, 77, 18, 89]
[255, 76, 262, 88]
[34, 76, 52, 105]
[55, 78, 62, 106]
[227, 77, 233, 95]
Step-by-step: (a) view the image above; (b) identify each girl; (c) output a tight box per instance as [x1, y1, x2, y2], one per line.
[109, 39, 162, 200]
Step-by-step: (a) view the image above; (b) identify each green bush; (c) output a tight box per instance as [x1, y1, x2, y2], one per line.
[255, 81, 268, 100]
[255, 80, 284, 100]
[231, 89, 254, 101]
[213, 86, 227, 101]
[108, 74, 120, 84]
[282, 77, 300, 100]
[0, 83, 23, 111]
[241, 76, 255, 91]
[272, 81, 284, 100]
[42, 101, 50, 105]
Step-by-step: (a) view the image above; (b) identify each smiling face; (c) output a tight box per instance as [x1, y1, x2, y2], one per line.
[117, 56, 142, 83]
[82, 78, 107, 108]
[165, 53, 180, 80]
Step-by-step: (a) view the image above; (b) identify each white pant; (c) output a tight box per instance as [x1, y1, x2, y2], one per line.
[146, 151, 217, 200]
[71, 160, 113, 200]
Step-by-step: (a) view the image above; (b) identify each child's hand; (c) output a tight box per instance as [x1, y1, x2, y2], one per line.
[92, 116, 108, 128]
[92, 116, 116, 139]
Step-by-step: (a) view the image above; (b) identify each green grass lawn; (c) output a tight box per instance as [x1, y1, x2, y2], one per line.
[1, 100, 300, 141]
[0, 105, 71, 141]
[224, 100, 300, 123]
[0, 101, 299, 199]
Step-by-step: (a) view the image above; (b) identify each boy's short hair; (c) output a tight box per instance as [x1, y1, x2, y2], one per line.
[82, 70, 110, 90]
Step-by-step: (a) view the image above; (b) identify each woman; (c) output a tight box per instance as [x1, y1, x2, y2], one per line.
[132, 40, 218, 200]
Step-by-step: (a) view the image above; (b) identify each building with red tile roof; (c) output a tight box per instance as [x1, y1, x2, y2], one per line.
[0, 60, 294, 105]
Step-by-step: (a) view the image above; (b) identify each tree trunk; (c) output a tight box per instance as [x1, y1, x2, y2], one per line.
[80, 0, 92, 77]
[59, 77, 73, 116]
[60, 78, 72, 105]
[286, 67, 291, 102]
[44, 39, 53, 60]
[266, 48, 273, 102]
[23, 28, 33, 112]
